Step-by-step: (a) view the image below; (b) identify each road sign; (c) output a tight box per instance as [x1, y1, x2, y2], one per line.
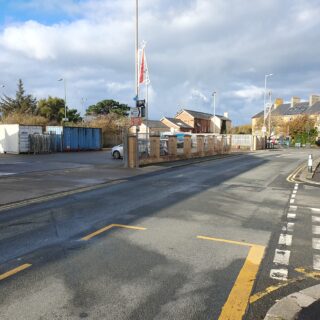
[130, 107, 140, 117]
[131, 117, 142, 126]
[62, 118, 69, 122]
[262, 126, 267, 134]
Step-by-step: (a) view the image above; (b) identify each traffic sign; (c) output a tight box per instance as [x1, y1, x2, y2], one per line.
[130, 107, 140, 117]
[262, 126, 267, 134]
[131, 117, 142, 126]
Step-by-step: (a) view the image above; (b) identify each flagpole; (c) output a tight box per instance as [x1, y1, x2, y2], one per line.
[135, 0, 139, 99]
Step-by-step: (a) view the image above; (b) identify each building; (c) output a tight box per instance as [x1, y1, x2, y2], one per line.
[252, 95, 320, 136]
[175, 109, 232, 134]
[130, 120, 169, 135]
[160, 117, 193, 133]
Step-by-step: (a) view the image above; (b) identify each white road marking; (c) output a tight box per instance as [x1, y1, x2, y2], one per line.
[313, 238, 320, 250]
[291, 194, 296, 199]
[290, 199, 295, 204]
[290, 206, 297, 211]
[292, 190, 297, 194]
[287, 222, 295, 233]
[0, 173, 14, 176]
[312, 226, 320, 235]
[312, 216, 320, 224]
[270, 268, 288, 281]
[287, 213, 296, 219]
[313, 255, 320, 271]
[273, 249, 291, 265]
[311, 208, 320, 214]
[278, 234, 292, 246]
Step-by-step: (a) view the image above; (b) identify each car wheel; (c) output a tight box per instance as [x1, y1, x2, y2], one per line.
[113, 151, 120, 159]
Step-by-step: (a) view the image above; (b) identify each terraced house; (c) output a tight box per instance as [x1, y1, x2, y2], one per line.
[252, 95, 320, 136]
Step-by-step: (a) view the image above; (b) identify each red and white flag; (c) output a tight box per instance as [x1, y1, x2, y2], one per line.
[138, 45, 150, 86]
[139, 47, 145, 85]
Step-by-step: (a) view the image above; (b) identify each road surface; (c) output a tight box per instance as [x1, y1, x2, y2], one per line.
[0, 149, 319, 319]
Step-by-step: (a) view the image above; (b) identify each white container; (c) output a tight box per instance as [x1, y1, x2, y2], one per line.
[0, 124, 43, 154]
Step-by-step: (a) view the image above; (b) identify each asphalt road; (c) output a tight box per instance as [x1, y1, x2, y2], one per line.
[0, 149, 319, 320]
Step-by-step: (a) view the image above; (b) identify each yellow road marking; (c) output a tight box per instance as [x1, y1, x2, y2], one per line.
[197, 235, 265, 320]
[286, 163, 304, 183]
[250, 267, 320, 304]
[250, 280, 294, 303]
[81, 224, 146, 241]
[0, 264, 32, 281]
[295, 267, 320, 280]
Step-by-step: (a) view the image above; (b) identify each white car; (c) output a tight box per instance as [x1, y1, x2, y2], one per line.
[112, 144, 123, 159]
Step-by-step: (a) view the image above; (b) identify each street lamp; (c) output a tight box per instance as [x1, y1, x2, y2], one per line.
[212, 91, 216, 134]
[58, 78, 68, 121]
[263, 73, 273, 130]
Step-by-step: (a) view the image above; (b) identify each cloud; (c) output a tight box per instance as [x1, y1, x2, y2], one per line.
[1, 0, 320, 125]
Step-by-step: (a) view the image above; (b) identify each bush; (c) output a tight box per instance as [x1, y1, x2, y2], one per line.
[0, 113, 48, 125]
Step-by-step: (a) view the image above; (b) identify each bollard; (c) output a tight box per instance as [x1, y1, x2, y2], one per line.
[308, 154, 313, 173]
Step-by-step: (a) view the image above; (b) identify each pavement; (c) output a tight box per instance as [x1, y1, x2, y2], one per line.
[0, 148, 320, 319]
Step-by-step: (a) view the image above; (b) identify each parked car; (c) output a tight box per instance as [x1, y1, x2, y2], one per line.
[112, 144, 123, 159]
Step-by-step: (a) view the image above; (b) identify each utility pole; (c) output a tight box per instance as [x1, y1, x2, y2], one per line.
[268, 90, 272, 137]
[58, 78, 68, 122]
[212, 91, 216, 134]
[263, 74, 273, 131]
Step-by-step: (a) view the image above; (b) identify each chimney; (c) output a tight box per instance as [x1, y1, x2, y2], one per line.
[309, 94, 320, 106]
[291, 96, 300, 108]
[223, 112, 229, 118]
[274, 98, 284, 109]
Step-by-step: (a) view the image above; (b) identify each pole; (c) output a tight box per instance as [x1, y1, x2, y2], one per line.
[135, 0, 139, 168]
[64, 79, 67, 119]
[212, 91, 216, 134]
[263, 75, 267, 127]
[268, 91, 272, 137]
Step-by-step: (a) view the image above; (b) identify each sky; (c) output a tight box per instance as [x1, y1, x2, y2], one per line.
[0, 0, 320, 125]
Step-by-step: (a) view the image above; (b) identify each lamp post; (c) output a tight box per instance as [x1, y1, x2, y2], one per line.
[212, 91, 216, 134]
[263, 74, 273, 129]
[58, 78, 68, 121]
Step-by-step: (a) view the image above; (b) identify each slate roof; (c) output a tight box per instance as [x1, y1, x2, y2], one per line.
[178, 109, 230, 120]
[162, 117, 193, 129]
[142, 120, 169, 129]
[252, 102, 318, 119]
[305, 102, 320, 115]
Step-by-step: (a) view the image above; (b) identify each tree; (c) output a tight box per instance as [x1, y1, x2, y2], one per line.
[66, 108, 82, 123]
[0, 79, 37, 117]
[85, 99, 130, 117]
[231, 124, 252, 134]
[36, 96, 65, 123]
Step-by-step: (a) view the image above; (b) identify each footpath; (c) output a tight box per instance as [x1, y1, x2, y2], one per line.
[264, 160, 320, 320]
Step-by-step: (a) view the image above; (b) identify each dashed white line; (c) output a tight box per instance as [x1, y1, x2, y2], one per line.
[290, 199, 295, 204]
[290, 205, 297, 211]
[312, 238, 320, 250]
[311, 208, 320, 214]
[291, 194, 296, 199]
[287, 222, 295, 232]
[313, 255, 320, 271]
[312, 225, 320, 235]
[312, 216, 320, 224]
[270, 268, 288, 281]
[287, 213, 296, 219]
[292, 190, 297, 194]
[273, 249, 291, 265]
[278, 234, 292, 246]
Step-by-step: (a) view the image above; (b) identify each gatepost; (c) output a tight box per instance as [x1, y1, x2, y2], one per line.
[168, 136, 177, 156]
[150, 135, 160, 159]
[184, 135, 192, 157]
[197, 135, 205, 156]
[128, 135, 138, 168]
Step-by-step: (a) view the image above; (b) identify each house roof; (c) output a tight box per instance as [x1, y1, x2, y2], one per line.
[142, 120, 169, 129]
[162, 117, 193, 129]
[178, 109, 230, 120]
[252, 101, 320, 118]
